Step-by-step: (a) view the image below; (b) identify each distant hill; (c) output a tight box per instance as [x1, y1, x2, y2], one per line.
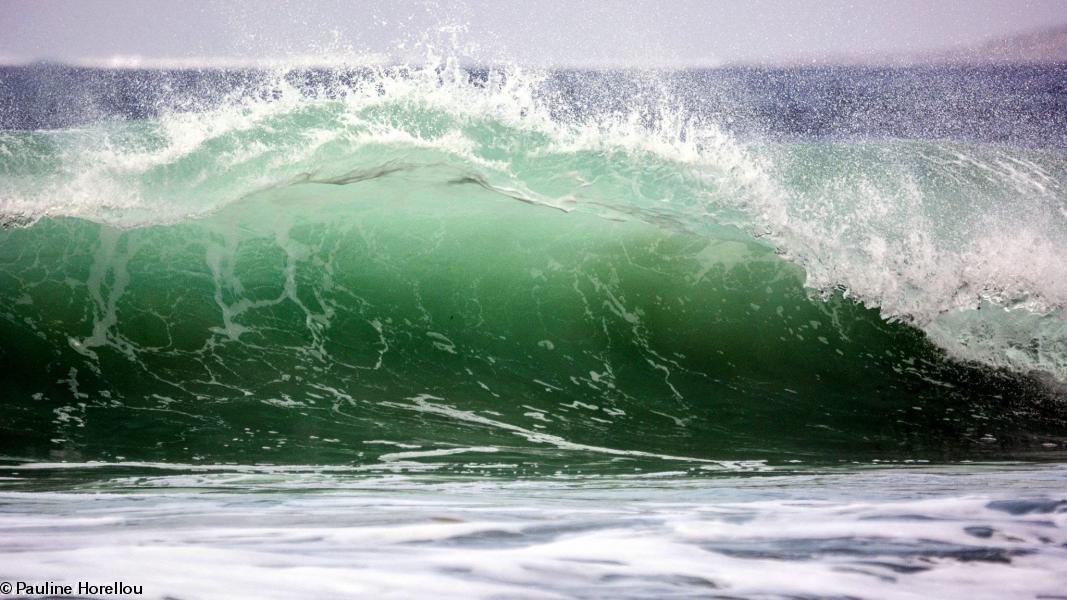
[922, 24, 1067, 65]
[794, 25, 1067, 67]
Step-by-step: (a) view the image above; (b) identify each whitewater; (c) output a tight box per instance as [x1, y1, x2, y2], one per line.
[1, 49, 1066, 598]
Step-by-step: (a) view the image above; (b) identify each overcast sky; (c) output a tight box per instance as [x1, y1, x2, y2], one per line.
[2, 0, 1066, 67]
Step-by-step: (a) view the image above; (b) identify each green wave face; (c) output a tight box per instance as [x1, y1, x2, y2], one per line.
[2, 174, 1063, 472]
[2, 72, 1066, 474]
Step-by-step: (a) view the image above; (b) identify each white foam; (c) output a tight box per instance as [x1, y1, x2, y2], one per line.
[1, 465, 1065, 599]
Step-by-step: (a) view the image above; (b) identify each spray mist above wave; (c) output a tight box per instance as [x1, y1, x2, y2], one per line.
[1, 44, 1066, 381]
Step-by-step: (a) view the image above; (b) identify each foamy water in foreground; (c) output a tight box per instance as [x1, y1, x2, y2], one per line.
[1, 464, 1065, 599]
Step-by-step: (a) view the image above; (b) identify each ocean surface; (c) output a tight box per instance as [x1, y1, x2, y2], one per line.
[1, 59, 1066, 598]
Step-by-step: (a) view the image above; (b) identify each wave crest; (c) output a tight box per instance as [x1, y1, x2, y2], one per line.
[1, 62, 1066, 381]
